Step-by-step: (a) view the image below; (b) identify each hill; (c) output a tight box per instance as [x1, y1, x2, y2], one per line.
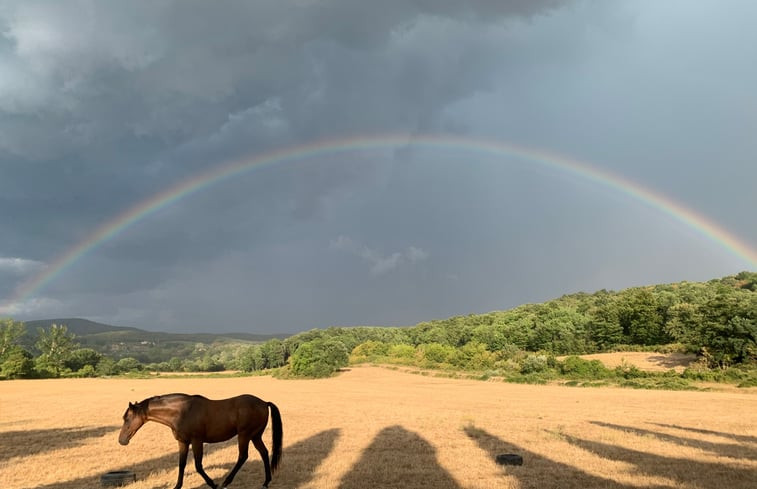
[24, 318, 140, 336]
[22, 317, 285, 362]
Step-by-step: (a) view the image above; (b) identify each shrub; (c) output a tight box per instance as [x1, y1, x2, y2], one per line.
[290, 338, 349, 378]
[520, 354, 549, 374]
[419, 343, 456, 365]
[350, 341, 390, 362]
[454, 342, 496, 370]
[614, 360, 647, 379]
[96, 357, 119, 376]
[559, 356, 611, 379]
[0, 348, 34, 379]
[75, 364, 97, 378]
[387, 344, 416, 361]
[116, 357, 143, 373]
[620, 377, 695, 390]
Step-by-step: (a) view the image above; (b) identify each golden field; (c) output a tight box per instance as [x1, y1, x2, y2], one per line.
[559, 352, 698, 373]
[1, 366, 756, 489]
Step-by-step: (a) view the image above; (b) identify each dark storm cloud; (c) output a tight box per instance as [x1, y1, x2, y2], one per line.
[0, 0, 567, 158]
[1, 1, 755, 331]
[0, 0, 566, 243]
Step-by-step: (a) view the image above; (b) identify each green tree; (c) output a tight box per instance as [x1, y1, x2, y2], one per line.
[695, 291, 757, 367]
[387, 344, 416, 361]
[198, 354, 224, 372]
[0, 318, 26, 358]
[350, 340, 390, 361]
[587, 294, 623, 349]
[0, 347, 34, 379]
[168, 357, 184, 372]
[419, 343, 456, 365]
[665, 302, 702, 346]
[35, 324, 77, 377]
[453, 341, 495, 370]
[116, 357, 143, 373]
[96, 356, 119, 376]
[260, 339, 287, 369]
[618, 289, 668, 345]
[65, 348, 102, 372]
[238, 345, 264, 372]
[290, 338, 349, 378]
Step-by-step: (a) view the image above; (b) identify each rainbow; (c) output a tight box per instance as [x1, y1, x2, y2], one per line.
[2, 133, 756, 314]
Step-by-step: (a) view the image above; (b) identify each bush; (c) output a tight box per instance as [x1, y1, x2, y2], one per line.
[75, 364, 97, 378]
[96, 357, 119, 376]
[453, 342, 496, 370]
[520, 354, 549, 374]
[350, 341, 390, 362]
[0, 348, 35, 379]
[620, 377, 695, 390]
[387, 344, 415, 362]
[559, 356, 611, 379]
[614, 360, 647, 379]
[65, 348, 102, 372]
[116, 357, 143, 373]
[290, 338, 349, 378]
[419, 343, 456, 366]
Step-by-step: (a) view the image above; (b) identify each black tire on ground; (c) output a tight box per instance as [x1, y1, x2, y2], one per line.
[101, 470, 136, 487]
[495, 453, 523, 466]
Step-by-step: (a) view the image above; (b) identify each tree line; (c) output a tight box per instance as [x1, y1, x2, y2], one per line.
[1, 272, 755, 380]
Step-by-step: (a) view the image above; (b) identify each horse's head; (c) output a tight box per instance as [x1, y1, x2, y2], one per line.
[119, 401, 147, 446]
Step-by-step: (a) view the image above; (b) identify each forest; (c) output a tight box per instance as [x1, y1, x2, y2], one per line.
[1, 272, 755, 387]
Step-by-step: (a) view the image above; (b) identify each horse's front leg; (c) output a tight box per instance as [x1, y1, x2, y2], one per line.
[192, 439, 218, 488]
[174, 441, 189, 489]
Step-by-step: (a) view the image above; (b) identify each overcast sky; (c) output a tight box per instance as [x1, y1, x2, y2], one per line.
[1, 1, 755, 333]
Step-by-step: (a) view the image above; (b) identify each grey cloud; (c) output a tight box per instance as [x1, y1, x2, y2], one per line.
[0, 0, 568, 158]
[1, 1, 755, 333]
[0, 257, 45, 299]
[330, 235, 428, 275]
[0, 256, 44, 274]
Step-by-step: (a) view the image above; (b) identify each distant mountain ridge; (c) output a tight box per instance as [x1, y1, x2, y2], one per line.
[24, 318, 139, 335]
[23, 317, 283, 343]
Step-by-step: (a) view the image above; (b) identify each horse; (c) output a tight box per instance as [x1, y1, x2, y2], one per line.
[119, 393, 282, 489]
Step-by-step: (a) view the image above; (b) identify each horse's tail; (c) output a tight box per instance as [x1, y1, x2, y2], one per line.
[267, 401, 283, 473]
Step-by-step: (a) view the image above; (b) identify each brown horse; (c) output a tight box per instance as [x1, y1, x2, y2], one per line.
[119, 393, 282, 489]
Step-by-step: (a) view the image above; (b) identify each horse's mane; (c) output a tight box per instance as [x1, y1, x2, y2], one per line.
[133, 393, 191, 414]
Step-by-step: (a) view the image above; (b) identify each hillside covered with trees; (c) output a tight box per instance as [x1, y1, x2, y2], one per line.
[1, 272, 755, 386]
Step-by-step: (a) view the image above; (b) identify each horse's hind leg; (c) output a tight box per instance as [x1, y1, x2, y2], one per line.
[251, 432, 272, 488]
[174, 441, 189, 489]
[221, 435, 249, 488]
[192, 439, 218, 488]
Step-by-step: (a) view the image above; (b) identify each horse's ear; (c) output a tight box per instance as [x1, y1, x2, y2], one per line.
[129, 402, 134, 408]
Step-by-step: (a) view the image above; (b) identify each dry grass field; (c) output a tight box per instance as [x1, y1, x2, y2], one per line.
[1, 366, 756, 489]
[561, 352, 698, 373]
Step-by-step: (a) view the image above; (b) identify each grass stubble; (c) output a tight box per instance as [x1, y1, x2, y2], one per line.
[1, 366, 755, 489]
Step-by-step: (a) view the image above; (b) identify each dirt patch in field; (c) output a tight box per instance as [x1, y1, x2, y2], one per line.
[561, 352, 698, 373]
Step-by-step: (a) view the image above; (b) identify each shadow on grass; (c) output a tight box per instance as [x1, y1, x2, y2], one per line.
[645, 354, 694, 370]
[0, 426, 116, 462]
[23, 428, 341, 489]
[650, 422, 757, 445]
[338, 425, 461, 489]
[563, 433, 757, 488]
[463, 425, 650, 489]
[208, 428, 341, 489]
[590, 421, 757, 460]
